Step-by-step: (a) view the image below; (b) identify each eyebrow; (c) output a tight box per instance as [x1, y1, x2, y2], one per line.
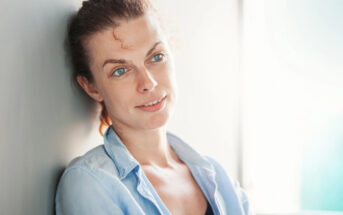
[146, 41, 162, 57]
[102, 41, 162, 68]
[102, 58, 127, 67]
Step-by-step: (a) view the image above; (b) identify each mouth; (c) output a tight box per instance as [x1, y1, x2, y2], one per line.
[135, 95, 167, 112]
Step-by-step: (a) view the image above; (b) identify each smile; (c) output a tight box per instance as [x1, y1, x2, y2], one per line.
[135, 95, 167, 112]
[142, 96, 165, 107]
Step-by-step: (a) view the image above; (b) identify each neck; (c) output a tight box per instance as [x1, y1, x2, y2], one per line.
[112, 125, 180, 168]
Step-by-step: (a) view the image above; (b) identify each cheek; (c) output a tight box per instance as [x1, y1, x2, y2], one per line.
[103, 82, 127, 110]
[102, 82, 136, 110]
[165, 69, 178, 93]
[163, 64, 178, 102]
[155, 63, 176, 86]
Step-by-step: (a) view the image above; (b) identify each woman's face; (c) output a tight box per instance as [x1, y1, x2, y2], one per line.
[81, 13, 177, 131]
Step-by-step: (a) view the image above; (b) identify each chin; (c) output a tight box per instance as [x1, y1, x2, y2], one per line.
[143, 111, 171, 130]
[135, 99, 175, 130]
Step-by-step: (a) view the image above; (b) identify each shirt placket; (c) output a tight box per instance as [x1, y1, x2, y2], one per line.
[135, 168, 172, 215]
[189, 166, 223, 215]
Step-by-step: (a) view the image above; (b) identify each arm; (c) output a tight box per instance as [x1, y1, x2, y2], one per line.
[55, 167, 125, 215]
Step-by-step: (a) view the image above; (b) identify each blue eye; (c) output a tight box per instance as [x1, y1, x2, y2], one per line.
[112, 67, 127, 77]
[151, 53, 164, 62]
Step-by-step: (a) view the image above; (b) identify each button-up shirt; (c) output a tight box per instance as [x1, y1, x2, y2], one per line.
[55, 126, 253, 215]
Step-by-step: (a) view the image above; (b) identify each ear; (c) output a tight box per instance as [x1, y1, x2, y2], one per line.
[76, 75, 104, 102]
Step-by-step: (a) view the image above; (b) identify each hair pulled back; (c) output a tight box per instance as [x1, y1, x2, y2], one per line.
[67, 0, 151, 136]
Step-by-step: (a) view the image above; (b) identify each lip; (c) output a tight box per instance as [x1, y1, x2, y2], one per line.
[135, 95, 167, 112]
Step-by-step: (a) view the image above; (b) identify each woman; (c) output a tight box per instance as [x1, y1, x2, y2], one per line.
[55, 0, 253, 214]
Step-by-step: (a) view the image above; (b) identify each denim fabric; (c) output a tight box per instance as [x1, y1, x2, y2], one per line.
[55, 126, 253, 215]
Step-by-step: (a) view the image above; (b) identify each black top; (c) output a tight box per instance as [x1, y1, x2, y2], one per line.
[205, 201, 214, 215]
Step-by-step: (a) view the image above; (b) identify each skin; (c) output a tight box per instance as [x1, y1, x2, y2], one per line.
[76, 12, 208, 215]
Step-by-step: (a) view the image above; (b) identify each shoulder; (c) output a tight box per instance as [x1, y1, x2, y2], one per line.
[57, 144, 122, 191]
[204, 155, 254, 215]
[204, 156, 234, 182]
[55, 145, 126, 215]
[65, 145, 117, 174]
[203, 155, 238, 190]
[56, 144, 122, 194]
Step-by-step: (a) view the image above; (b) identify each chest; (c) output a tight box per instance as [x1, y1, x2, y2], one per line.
[142, 165, 209, 215]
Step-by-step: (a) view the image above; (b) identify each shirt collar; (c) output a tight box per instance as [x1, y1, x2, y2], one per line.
[166, 132, 215, 173]
[103, 126, 215, 180]
[103, 126, 139, 180]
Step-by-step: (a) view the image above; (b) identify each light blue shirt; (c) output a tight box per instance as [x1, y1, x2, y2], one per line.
[55, 126, 253, 215]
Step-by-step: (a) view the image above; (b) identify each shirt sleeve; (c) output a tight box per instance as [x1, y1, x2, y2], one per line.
[205, 156, 254, 215]
[55, 167, 125, 215]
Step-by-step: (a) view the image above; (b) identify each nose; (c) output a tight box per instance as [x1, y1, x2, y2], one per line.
[137, 67, 158, 93]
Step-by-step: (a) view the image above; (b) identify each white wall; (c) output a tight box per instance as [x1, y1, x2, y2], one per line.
[0, 1, 102, 214]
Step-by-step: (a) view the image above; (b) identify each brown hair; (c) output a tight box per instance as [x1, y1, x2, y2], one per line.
[67, 0, 151, 136]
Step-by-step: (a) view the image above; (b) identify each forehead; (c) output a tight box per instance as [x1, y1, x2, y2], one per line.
[85, 13, 164, 65]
